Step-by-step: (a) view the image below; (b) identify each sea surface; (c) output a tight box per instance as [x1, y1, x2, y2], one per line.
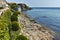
[24, 7, 60, 40]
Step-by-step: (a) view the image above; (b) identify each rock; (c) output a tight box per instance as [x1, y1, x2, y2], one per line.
[18, 13, 55, 40]
[18, 3, 31, 11]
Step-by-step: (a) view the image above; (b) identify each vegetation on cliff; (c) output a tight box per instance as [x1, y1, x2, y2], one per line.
[0, 2, 55, 40]
[8, 3, 18, 11]
[16, 35, 29, 40]
[0, 8, 28, 40]
[0, 9, 11, 40]
[7, 2, 31, 11]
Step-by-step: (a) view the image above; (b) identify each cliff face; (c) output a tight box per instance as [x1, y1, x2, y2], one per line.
[18, 3, 31, 11]
[7, 3, 31, 11]
[18, 13, 55, 40]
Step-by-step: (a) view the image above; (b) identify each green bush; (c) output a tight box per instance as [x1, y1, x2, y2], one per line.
[9, 3, 18, 11]
[11, 15, 18, 21]
[10, 3, 18, 9]
[13, 11, 20, 16]
[0, 7, 21, 40]
[11, 21, 19, 31]
[11, 11, 20, 22]
[16, 35, 29, 40]
[10, 21, 21, 40]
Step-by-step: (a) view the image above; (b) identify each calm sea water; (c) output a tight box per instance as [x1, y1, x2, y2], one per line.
[24, 8, 60, 39]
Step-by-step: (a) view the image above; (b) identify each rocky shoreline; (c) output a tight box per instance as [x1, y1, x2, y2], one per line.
[18, 12, 55, 40]
[0, 1, 57, 40]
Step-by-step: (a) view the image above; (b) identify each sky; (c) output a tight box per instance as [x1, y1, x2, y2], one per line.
[6, 0, 60, 7]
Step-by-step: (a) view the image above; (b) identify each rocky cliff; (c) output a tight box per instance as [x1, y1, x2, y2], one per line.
[18, 12, 55, 40]
[18, 3, 31, 11]
[3, 2, 55, 40]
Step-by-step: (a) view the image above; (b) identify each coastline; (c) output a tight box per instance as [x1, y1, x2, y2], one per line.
[0, 1, 59, 40]
[18, 12, 55, 40]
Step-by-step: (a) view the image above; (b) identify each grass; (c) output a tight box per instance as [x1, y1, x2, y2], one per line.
[0, 9, 11, 40]
[0, 9, 20, 40]
[0, 7, 28, 40]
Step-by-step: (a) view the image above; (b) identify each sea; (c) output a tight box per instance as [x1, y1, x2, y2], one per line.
[24, 7, 60, 40]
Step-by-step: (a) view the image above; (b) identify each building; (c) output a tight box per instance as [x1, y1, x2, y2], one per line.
[0, 0, 8, 8]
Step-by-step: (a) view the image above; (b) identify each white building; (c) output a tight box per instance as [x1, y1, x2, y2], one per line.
[18, 7, 21, 11]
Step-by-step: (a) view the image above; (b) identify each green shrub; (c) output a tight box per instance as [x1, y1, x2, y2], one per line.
[16, 35, 29, 40]
[13, 11, 20, 16]
[10, 3, 18, 9]
[11, 11, 20, 22]
[11, 15, 18, 21]
[9, 3, 18, 11]
[11, 21, 19, 31]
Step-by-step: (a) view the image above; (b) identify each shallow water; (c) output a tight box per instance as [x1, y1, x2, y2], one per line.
[24, 8, 60, 39]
